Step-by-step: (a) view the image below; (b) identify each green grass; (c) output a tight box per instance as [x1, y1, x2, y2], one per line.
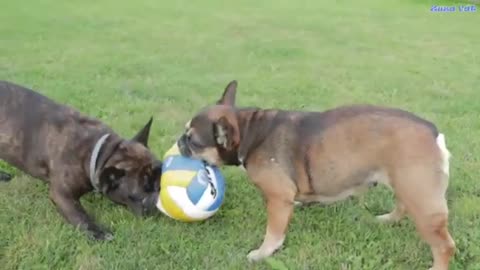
[1, 0, 479, 269]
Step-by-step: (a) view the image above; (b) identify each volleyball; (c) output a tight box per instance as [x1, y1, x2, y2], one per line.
[156, 143, 225, 222]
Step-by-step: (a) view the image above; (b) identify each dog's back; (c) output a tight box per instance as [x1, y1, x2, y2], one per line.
[0, 80, 108, 180]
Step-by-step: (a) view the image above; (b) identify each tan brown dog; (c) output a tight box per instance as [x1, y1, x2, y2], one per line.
[177, 81, 455, 270]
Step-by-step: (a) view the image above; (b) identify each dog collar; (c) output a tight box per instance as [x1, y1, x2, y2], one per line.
[89, 133, 110, 192]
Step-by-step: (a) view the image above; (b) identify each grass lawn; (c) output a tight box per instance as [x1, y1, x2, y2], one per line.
[1, 0, 479, 269]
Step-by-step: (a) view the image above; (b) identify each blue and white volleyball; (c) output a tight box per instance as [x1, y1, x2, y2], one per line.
[156, 144, 225, 222]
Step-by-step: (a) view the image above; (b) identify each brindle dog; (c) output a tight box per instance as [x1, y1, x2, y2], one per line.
[0, 80, 162, 240]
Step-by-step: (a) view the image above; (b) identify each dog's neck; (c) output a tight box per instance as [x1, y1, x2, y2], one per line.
[234, 107, 284, 167]
[84, 132, 122, 193]
[89, 134, 110, 191]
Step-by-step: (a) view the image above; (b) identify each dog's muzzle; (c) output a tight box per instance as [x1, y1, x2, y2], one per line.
[141, 193, 159, 216]
[177, 134, 192, 157]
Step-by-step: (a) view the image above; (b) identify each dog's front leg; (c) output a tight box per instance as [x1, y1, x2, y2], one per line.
[247, 167, 296, 262]
[247, 197, 294, 262]
[49, 187, 113, 241]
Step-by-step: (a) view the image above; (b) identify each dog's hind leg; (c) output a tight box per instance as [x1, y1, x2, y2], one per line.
[391, 147, 454, 270]
[0, 170, 12, 182]
[394, 172, 454, 270]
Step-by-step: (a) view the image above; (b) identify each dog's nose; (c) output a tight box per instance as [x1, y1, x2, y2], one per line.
[179, 133, 186, 143]
[177, 135, 185, 148]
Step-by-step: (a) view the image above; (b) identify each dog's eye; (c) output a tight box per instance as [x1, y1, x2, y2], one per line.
[188, 136, 204, 148]
[190, 139, 204, 148]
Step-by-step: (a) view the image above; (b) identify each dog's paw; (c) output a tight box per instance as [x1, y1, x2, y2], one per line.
[88, 228, 114, 241]
[293, 201, 303, 207]
[247, 249, 267, 262]
[100, 231, 114, 241]
[376, 213, 393, 223]
[376, 212, 403, 224]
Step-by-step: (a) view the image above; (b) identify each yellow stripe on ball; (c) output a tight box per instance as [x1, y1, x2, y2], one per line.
[163, 144, 181, 159]
[160, 170, 197, 188]
[159, 191, 197, 222]
[157, 142, 222, 223]
[159, 170, 202, 222]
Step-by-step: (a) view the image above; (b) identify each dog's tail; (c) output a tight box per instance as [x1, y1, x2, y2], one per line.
[0, 170, 12, 182]
[436, 133, 451, 176]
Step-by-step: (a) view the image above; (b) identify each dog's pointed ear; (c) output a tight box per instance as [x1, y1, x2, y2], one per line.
[216, 80, 237, 106]
[214, 116, 239, 150]
[132, 117, 153, 147]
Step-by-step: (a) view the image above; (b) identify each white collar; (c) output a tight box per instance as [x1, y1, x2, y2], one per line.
[89, 134, 110, 192]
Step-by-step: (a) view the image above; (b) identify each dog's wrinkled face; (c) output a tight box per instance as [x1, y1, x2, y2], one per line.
[178, 81, 241, 166]
[98, 119, 162, 216]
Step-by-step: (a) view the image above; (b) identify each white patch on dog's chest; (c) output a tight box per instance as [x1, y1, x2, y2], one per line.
[237, 157, 246, 171]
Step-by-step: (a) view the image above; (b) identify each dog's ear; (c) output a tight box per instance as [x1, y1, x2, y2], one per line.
[214, 116, 239, 150]
[216, 80, 237, 106]
[98, 166, 126, 193]
[132, 117, 153, 147]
